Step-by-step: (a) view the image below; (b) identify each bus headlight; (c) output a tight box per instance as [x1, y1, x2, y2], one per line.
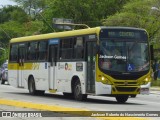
[101, 76, 112, 85]
[101, 76, 105, 81]
[141, 77, 150, 85]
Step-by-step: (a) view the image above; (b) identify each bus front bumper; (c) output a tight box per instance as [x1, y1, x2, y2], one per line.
[95, 82, 151, 95]
[140, 82, 151, 95]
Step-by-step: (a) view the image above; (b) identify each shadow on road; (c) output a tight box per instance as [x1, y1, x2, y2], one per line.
[4, 92, 145, 105]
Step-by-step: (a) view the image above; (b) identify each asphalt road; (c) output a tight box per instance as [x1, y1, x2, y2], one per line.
[0, 83, 160, 120]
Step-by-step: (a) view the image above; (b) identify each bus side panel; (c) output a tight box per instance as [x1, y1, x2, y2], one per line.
[82, 62, 87, 94]
[24, 62, 49, 91]
[56, 62, 86, 94]
[8, 63, 19, 87]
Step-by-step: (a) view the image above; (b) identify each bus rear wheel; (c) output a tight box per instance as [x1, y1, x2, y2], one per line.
[74, 80, 87, 101]
[28, 77, 44, 95]
[116, 95, 129, 103]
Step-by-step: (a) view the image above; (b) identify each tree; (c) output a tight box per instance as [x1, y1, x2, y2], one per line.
[38, 0, 130, 33]
[102, 0, 160, 64]
[0, 21, 25, 43]
[102, 0, 160, 43]
[0, 5, 29, 24]
[11, 0, 46, 17]
[11, 0, 130, 33]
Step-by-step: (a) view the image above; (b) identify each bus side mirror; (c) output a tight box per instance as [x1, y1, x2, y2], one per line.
[150, 45, 154, 60]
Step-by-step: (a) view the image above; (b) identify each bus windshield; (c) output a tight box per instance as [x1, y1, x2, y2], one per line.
[99, 39, 149, 73]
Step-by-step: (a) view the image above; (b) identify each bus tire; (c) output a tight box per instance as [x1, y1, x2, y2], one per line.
[28, 77, 44, 95]
[28, 77, 36, 95]
[130, 95, 137, 98]
[63, 92, 73, 98]
[116, 95, 129, 103]
[74, 80, 87, 101]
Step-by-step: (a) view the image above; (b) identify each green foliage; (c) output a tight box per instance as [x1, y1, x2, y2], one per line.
[24, 21, 44, 35]
[0, 5, 28, 24]
[151, 79, 160, 86]
[0, 21, 25, 43]
[42, 0, 129, 32]
[0, 20, 44, 43]
[12, 0, 46, 16]
[0, 48, 9, 65]
[103, 0, 160, 45]
[1, 0, 159, 46]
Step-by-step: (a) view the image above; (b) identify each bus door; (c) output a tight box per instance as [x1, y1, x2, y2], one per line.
[86, 41, 97, 93]
[48, 39, 58, 89]
[18, 45, 25, 87]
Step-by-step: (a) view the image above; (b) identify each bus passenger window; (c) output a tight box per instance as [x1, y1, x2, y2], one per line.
[60, 38, 73, 59]
[10, 44, 18, 62]
[27, 42, 38, 60]
[38, 41, 48, 61]
[74, 37, 84, 59]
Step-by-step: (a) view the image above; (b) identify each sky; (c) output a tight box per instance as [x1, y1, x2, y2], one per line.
[0, 0, 17, 7]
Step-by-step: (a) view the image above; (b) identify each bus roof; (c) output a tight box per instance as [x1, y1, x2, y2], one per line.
[10, 27, 100, 43]
[100, 26, 146, 31]
[10, 26, 146, 43]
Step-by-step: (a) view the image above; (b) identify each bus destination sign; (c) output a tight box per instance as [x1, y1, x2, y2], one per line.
[100, 29, 147, 40]
[108, 31, 135, 38]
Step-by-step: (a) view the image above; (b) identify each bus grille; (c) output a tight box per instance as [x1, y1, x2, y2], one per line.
[110, 74, 143, 80]
[114, 82, 137, 85]
[116, 87, 137, 92]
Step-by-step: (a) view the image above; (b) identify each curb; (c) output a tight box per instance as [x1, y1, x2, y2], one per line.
[0, 98, 147, 120]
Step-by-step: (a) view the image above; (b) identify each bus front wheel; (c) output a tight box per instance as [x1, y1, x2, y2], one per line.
[74, 80, 87, 101]
[115, 95, 129, 103]
[28, 77, 44, 95]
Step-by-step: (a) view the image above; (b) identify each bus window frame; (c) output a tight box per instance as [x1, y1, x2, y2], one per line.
[9, 43, 19, 63]
[27, 41, 39, 61]
[59, 37, 74, 60]
[38, 40, 48, 61]
[58, 35, 87, 62]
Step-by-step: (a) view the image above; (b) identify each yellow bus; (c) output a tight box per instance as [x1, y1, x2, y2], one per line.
[8, 26, 153, 103]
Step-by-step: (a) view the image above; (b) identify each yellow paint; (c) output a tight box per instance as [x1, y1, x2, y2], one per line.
[8, 63, 19, 70]
[8, 63, 40, 70]
[0, 98, 148, 120]
[49, 89, 57, 93]
[98, 117, 147, 120]
[10, 27, 100, 43]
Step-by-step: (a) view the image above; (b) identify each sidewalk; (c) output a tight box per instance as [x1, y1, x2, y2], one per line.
[150, 87, 160, 95]
[150, 87, 160, 91]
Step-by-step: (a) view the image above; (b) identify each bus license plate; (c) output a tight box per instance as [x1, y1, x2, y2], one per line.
[140, 88, 149, 94]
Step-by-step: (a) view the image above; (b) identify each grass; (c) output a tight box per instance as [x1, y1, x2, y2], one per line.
[151, 79, 160, 86]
